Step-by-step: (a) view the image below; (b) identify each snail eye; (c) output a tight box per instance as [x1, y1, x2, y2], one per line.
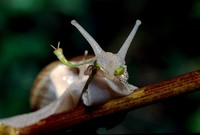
[114, 66, 125, 76]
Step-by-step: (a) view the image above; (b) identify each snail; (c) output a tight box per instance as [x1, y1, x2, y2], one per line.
[31, 19, 141, 110]
[0, 19, 141, 128]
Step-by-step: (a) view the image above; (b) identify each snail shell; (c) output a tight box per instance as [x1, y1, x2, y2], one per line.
[30, 55, 94, 111]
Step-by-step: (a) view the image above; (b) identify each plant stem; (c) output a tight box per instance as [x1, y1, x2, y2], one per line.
[4, 70, 200, 134]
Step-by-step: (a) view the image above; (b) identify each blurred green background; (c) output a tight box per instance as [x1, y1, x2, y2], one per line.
[0, 0, 200, 133]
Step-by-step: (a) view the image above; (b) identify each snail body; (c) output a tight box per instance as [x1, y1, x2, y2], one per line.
[30, 54, 138, 111]
[0, 19, 141, 128]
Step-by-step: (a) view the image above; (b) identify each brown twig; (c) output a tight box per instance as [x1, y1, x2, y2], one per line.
[4, 70, 200, 134]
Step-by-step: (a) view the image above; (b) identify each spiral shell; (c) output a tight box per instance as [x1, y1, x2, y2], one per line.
[30, 55, 94, 110]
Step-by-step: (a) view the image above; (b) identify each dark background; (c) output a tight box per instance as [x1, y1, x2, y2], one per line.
[0, 0, 200, 133]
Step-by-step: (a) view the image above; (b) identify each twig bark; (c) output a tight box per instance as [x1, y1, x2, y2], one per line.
[3, 70, 200, 134]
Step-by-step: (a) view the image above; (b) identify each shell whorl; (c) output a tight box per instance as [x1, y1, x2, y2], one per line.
[30, 61, 61, 110]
